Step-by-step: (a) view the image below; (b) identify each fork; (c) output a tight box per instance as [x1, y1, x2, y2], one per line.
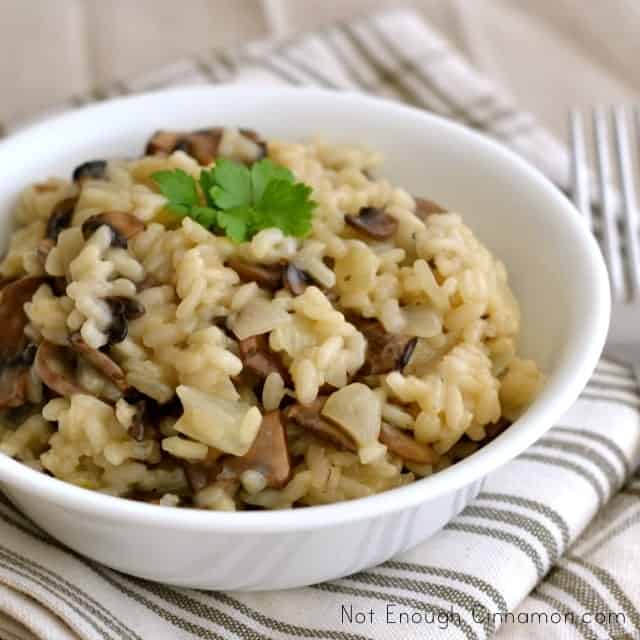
[569, 107, 640, 379]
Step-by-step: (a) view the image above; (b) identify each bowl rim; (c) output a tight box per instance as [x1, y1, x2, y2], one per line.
[0, 85, 610, 532]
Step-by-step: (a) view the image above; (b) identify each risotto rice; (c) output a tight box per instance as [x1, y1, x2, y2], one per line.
[0, 127, 542, 510]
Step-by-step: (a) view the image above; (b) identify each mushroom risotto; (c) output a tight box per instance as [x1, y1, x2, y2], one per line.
[0, 127, 542, 510]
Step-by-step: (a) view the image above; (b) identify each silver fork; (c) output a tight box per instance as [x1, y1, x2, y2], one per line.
[569, 107, 640, 378]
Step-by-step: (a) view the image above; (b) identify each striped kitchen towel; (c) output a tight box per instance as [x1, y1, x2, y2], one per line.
[0, 9, 639, 640]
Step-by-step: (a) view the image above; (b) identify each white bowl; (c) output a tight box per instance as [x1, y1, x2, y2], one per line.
[0, 86, 609, 590]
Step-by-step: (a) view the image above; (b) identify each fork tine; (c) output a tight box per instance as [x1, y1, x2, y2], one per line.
[569, 110, 592, 228]
[593, 108, 625, 301]
[612, 106, 640, 296]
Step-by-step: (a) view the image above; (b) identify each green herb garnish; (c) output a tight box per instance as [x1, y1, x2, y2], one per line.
[152, 158, 316, 243]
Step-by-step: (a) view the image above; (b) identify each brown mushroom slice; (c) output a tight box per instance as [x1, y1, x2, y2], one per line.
[72, 160, 107, 182]
[238, 334, 288, 383]
[69, 333, 128, 391]
[355, 319, 417, 376]
[0, 368, 29, 408]
[184, 463, 214, 493]
[482, 417, 512, 443]
[283, 264, 313, 296]
[283, 398, 357, 452]
[37, 196, 79, 264]
[104, 296, 146, 345]
[33, 341, 84, 397]
[414, 197, 446, 221]
[81, 211, 145, 248]
[227, 258, 284, 290]
[0, 277, 47, 408]
[145, 128, 266, 166]
[345, 207, 398, 240]
[46, 197, 77, 242]
[379, 422, 435, 464]
[222, 411, 291, 489]
[145, 129, 223, 165]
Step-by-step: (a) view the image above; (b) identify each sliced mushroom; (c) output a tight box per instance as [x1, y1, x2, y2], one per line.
[221, 411, 291, 488]
[72, 160, 107, 182]
[146, 129, 222, 165]
[283, 397, 357, 452]
[69, 333, 128, 391]
[37, 197, 79, 264]
[227, 258, 284, 290]
[345, 207, 398, 240]
[126, 399, 160, 442]
[354, 319, 417, 376]
[0, 277, 47, 407]
[33, 341, 84, 397]
[183, 462, 214, 493]
[46, 197, 77, 242]
[81, 211, 145, 248]
[482, 417, 511, 443]
[104, 296, 146, 345]
[379, 422, 435, 464]
[145, 128, 266, 166]
[283, 264, 312, 296]
[238, 334, 288, 383]
[0, 277, 47, 351]
[414, 197, 446, 221]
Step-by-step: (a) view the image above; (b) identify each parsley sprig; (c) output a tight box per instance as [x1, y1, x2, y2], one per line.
[152, 159, 316, 243]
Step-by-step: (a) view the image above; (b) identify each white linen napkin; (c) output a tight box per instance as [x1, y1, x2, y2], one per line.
[0, 9, 638, 640]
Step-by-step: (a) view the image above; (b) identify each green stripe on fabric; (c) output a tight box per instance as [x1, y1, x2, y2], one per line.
[460, 506, 559, 564]
[314, 581, 480, 640]
[382, 561, 508, 613]
[536, 436, 622, 492]
[211, 592, 375, 640]
[530, 591, 599, 640]
[580, 390, 640, 412]
[0, 544, 132, 640]
[518, 453, 606, 506]
[337, 22, 425, 108]
[122, 573, 374, 640]
[567, 556, 640, 634]
[320, 29, 375, 91]
[580, 506, 640, 557]
[552, 428, 631, 478]
[546, 566, 629, 638]
[587, 378, 640, 396]
[478, 493, 570, 550]
[365, 17, 527, 136]
[0, 553, 113, 640]
[279, 50, 342, 89]
[445, 522, 544, 578]
[84, 566, 230, 640]
[345, 570, 495, 637]
[0, 496, 372, 640]
[0, 505, 143, 640]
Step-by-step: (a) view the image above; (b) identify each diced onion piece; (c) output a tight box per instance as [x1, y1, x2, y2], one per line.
[230, 299, 290, 341]
[321, 383, 382, 458]
[175, 385, 262, 456]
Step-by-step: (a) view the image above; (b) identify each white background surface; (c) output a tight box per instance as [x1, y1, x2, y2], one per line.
[1, 0, 640, 140]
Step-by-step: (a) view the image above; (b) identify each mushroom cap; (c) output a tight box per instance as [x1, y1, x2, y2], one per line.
[413, 197, 446, 221]
[379, 422, 435, 464]
[81, 211, 145, 247]
[0, 277, 47, 408]
[222, 410, 291, 488]
[33, 341, 84, 397]
[345, 207, 398, 240]
[284, 397, 357, 452]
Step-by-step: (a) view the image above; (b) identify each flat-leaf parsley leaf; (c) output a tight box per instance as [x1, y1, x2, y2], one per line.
[152, 158, 316, 243]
